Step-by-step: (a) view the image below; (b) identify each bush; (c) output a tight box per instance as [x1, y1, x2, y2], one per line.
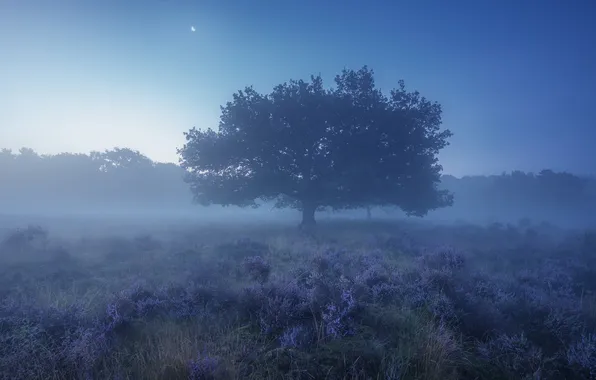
[242, 256, 271, 284]
[566, 333, 596, 379]
[476, 333, 545, 379]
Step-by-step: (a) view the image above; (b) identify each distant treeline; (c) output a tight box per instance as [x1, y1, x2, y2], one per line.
[0, 148, 192, 215]
[1, 148, 594, 226]
[433, 171, 596, 227]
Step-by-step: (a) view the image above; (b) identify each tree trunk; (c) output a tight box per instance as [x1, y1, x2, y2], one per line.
[299, 202, 317, 229]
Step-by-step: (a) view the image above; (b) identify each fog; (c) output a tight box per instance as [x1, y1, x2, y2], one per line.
[1, 148, 594, 231]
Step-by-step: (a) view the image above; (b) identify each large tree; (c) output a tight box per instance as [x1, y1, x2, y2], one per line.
[178, 66, 454, 226]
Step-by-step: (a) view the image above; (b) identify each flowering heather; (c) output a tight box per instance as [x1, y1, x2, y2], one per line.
[279, 325, 312, 348]
[566, 333, 596, 378]
[2, 219, 596, 379]
[477, 333, 545, 379]
[242, 255, 271, 283]
[311, 248, 346, 276]
[244, 281, 311, 336]
[354, 258, 391, 288]
[0, 300, 110, 379]
[322, 288, 357, 338]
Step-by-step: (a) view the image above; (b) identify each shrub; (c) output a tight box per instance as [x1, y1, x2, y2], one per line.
[476, 333, 545, 379]
[279, 324, 313, 349]
[566, 333, 596, 379]
[321, 288, 357, 339]
[242, 255, 271, 284]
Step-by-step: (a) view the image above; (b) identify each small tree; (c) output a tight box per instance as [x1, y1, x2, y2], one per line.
[178, 66, 453, 227]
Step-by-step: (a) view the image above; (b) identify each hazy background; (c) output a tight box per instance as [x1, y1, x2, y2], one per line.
[1, 0, 596, 228]
[0, 148, 595, 229]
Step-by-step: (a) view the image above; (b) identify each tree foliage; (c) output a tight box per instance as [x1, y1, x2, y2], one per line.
[178, 66, 454, 225]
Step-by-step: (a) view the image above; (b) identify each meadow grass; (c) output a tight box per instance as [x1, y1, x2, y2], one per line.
[1, 219, 595, 379]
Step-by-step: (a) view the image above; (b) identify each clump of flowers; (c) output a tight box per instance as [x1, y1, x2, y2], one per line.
[256, 282, 310, 335]
[0, 300, 111, 379]
[279, 325, 313, 348]
[243, 255, 271, 284]
[322, 287, 357, 339]
[566, 333, 596, 378]
[311, 248, 345, 276]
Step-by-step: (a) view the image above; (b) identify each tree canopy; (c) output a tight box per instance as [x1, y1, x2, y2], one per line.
[178, 66, 454, 226]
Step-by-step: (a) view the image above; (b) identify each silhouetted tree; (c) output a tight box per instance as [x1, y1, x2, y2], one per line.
[178, 66, 454, 227]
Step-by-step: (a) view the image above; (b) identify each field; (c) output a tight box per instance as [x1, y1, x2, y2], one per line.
[1, 217, 595, 380]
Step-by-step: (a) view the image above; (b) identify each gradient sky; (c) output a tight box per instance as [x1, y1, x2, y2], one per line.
[1, 0, 595, 177]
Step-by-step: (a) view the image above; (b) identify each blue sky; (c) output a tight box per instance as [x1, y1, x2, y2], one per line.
[1, 0, 595, 177]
